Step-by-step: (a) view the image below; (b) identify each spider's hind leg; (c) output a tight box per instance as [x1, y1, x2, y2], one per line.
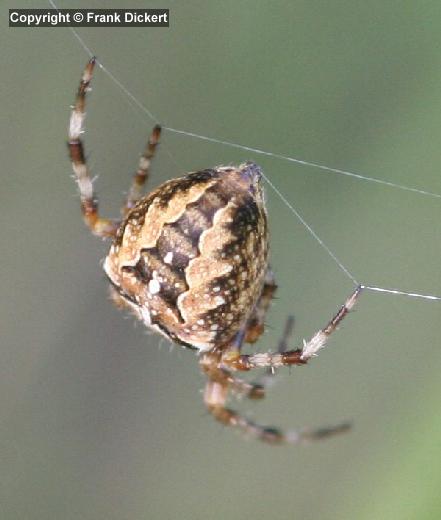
[122, 124, 161, 215]
[69, 58, 120, 238]
[69, 60, 162, 237]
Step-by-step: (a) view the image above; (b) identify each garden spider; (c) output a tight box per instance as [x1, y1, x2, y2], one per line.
[68, 58, 362, 445]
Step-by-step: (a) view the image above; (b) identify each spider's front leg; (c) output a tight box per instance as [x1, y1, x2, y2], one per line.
[222, 285, 362, 371]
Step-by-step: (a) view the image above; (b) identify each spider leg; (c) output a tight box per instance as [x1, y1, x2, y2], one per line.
[243, 269, 277, 344]
[201, 353, 350, 445]
[221, 285, 362, 370]
[68, 58, 120, 238]
[209, 271, 288, 400]
[122, 124, 161, 215]
[200, 352, 265, 400]
[200, 287, 361, 444]
[257, 314, 295, 388]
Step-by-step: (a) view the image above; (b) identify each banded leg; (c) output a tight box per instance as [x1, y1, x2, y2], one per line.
[222, 285, 362, 371]
[200, 352, 265, 400]
[123, 124, 161, 215]
[202, 362, 350, 445]
[201, 286, 361, 444]
[69, 58, 120, 238]
[203, 380, 285, 444]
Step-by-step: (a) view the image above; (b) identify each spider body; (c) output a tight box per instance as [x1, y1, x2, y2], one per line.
[104, 164, 269, 351]
[69, 58, 362, 444]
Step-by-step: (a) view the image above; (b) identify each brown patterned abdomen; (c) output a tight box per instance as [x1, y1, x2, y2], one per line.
[104, 163, 268, 351]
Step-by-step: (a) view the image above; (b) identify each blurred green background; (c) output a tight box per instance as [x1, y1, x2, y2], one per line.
[2, 1, 441, 519]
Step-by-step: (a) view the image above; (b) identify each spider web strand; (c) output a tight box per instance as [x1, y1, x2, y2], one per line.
[261, 173, 359, 285]
[362, 285, 441, 301]
[162, 128, 441, 200]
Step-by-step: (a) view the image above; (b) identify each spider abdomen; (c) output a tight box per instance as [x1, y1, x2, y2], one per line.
[104, 163, 269, 350]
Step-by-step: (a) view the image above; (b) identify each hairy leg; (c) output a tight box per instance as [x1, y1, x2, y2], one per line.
[202, 364, 350, 445]
[198, 286, 362, 443]
[68, 58, 120, 237]
[122, 124, 161, 215]
[221, 285, 362, 371]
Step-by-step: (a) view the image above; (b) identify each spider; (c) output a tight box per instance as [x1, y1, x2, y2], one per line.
[68, 58, 362, 445]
